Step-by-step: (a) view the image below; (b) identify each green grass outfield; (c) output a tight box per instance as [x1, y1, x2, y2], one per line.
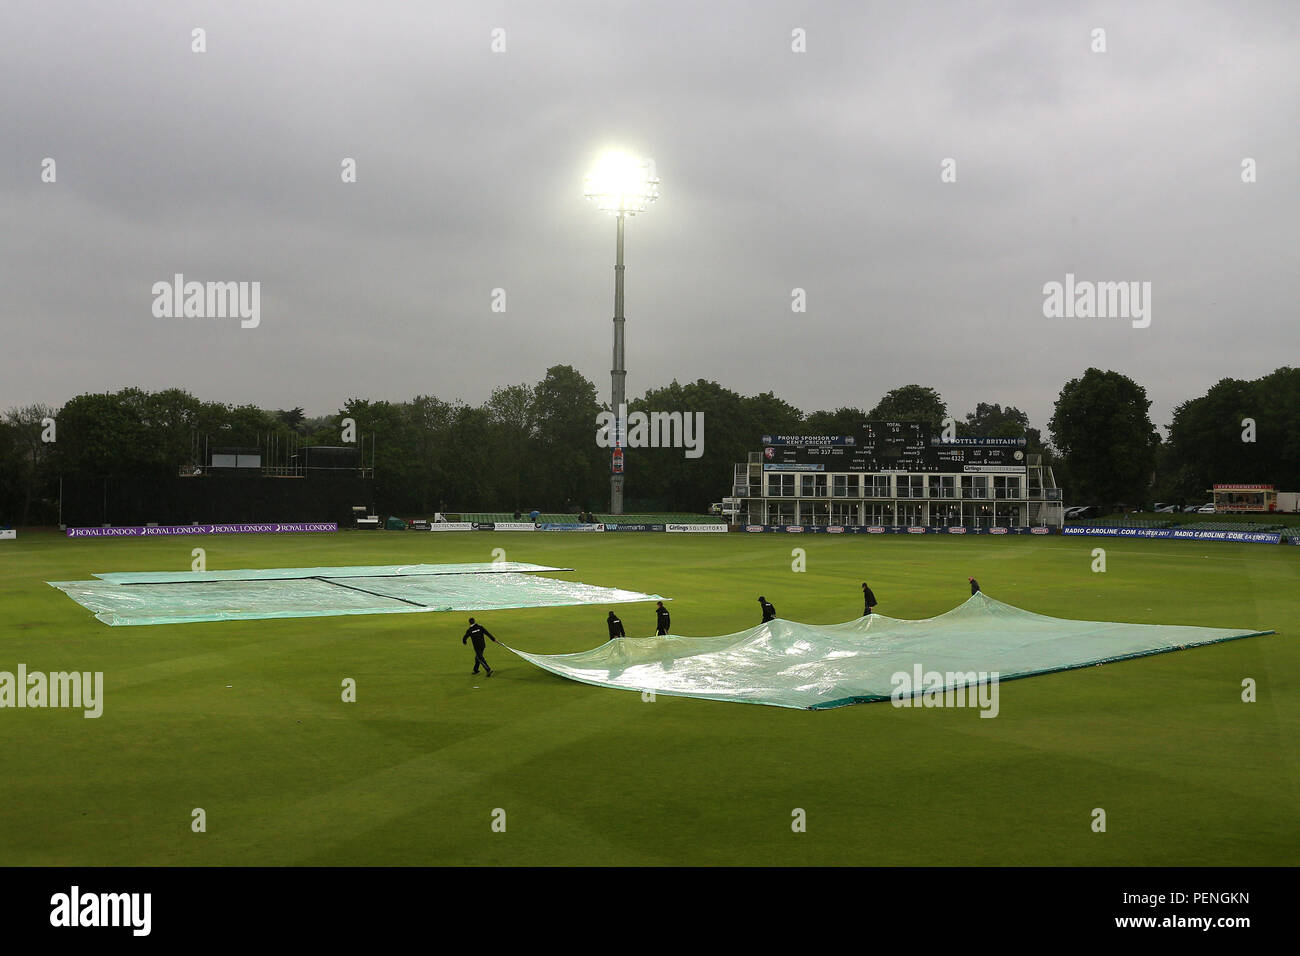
[1, 529, 1297, 866]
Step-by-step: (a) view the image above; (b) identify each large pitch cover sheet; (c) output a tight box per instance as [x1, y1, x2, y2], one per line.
[49, 563, 665, 626]
[507, 593, 1274, 710]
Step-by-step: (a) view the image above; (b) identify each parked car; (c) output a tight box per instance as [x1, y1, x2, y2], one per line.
[1182, 504, 1201, 513]
[1152, 502, 1170, 511]
[1197, 504, 1216, 514]
[1154, 504, 1178, 514]
[1065, 506, 1100, 520]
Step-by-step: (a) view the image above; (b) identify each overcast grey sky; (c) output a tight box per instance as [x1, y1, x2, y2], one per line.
[2, 0, 1297, 434]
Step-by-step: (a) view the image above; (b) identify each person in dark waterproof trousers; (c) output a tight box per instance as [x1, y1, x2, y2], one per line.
[607, 611, 625, 640]
[862, 582, 878, 616]
[758, 596, 776, 623]
[655, 601, 670, 635]
[969, 577, 980, 595]
[462, 617, 497, 676]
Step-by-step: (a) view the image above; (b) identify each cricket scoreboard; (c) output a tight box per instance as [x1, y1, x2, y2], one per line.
[760, 423, 1027, 473]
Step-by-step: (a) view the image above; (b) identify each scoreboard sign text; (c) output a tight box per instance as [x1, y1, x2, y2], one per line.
[761, 423, 1027, 474]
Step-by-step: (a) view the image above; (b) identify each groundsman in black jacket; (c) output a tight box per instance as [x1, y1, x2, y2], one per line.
[862, 582, 878, 616]
[462, 618, 497, 676]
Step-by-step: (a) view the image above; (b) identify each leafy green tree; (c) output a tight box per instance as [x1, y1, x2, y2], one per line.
[51, 392, 154, 477]
[1048, 369, 1158, 506]
[532, 365, 603, 510]
[1251, 366, 1300, 487]
[959, 402, 1047, 455]
[629, 379, 733, 511]
[1166, 368, 1300, 494]
[0, 420, 19, 522]
[624, 382, 805, 511]
[803, 407, 868, 435]
[868, 385, 947, 424]
[276, 407, 306, 432]
[403, 394, 457, 511]
[485, 384, 536, 510]
[221, 404, 279, 446]
[337, 398, 420, 513]
[0, 405, 57, 524]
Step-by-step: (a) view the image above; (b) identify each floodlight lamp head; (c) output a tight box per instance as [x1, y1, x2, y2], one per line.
[584, 150, 659, 216]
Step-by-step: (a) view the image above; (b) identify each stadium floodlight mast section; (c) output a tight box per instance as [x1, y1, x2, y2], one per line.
[584, 149, 659, 515]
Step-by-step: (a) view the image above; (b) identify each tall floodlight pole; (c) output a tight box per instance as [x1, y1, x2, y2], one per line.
[585, 150, 659, 514]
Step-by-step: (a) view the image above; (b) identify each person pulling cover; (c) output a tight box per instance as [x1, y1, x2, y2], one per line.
[758, 596, 776, 623]
[462, 617, 497, 676]
[607, 611, 625, 640]
[862, 582, 878, 616]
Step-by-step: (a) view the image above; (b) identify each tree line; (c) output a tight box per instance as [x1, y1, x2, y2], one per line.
[2, 366, 1297, 523]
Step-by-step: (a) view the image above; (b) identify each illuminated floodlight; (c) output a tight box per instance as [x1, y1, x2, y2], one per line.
[584, 150, 660, 216]
[584, 147, 658, 515]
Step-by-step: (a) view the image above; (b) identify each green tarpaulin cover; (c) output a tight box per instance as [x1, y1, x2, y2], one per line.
[506, 593, 1274, 710]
